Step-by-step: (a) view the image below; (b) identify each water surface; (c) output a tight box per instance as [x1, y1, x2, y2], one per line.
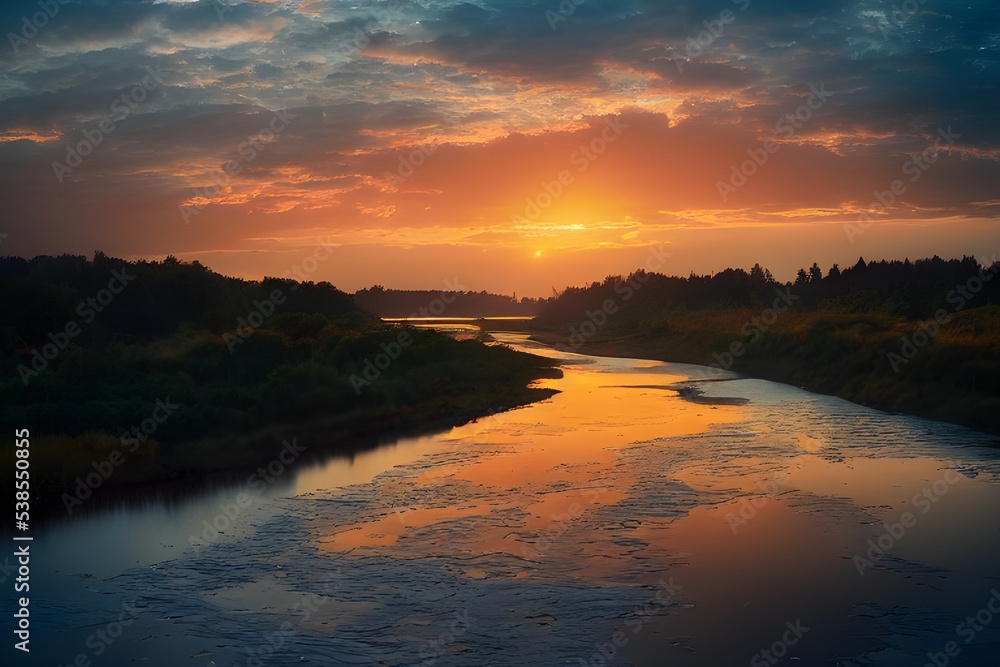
[14, 334, 1000, 666]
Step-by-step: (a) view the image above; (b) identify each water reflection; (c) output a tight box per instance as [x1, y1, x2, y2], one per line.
[22, 333, 1000, 667]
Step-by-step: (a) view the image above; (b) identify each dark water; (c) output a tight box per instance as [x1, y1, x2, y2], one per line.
[7, 335, 1000, 666]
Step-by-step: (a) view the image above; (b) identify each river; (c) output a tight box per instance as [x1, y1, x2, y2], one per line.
[13, 334, 1000, 666]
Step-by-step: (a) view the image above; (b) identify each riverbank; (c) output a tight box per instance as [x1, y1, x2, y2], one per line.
[22, 338, 560, 513]
[20, 335, 1000, 667]
[529, 305, 1000, 436]
[0, 255, 566, 516]
[31, 373, 559, 519]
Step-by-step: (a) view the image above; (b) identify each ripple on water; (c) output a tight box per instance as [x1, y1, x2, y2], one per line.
[58, 341, 1000, 666]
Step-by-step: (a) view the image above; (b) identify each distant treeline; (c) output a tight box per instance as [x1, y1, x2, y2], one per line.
[532, 255, 1000, 434]
[355, 285, 545, 318]
[0, 253, 558, 502]
[0, 252, 370, 354]
[537, 256, 1000, 324]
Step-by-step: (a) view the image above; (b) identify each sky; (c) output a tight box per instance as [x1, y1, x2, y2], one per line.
[0, 0, 997, 296]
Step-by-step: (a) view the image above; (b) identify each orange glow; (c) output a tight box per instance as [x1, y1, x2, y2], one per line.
[0, 128, 61, 143]
[317, 356, 745, 564]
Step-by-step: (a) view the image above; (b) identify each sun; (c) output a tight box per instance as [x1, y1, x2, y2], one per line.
[535, 250, 542, 257]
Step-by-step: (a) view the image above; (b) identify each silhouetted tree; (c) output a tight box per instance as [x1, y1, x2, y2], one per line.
[809, 263, 823, 283]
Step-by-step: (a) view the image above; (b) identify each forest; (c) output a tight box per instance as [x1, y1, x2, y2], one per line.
[0, 253, 558, 504]
[532, 256, 1000, 434]
[353, 285, 545, 318]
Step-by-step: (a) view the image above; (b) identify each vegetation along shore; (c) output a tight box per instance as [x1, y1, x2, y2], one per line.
[530, 256, 1000, 435]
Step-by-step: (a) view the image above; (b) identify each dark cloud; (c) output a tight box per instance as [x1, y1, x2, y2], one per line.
[0, 0, 996, 263]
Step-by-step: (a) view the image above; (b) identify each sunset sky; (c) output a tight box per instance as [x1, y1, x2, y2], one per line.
[0, 0, 997, 296]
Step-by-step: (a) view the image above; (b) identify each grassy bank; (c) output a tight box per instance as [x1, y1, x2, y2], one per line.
[531, 256, 1000, 435]
[19, 327, 560, 495]
[531, 306, 1000, 434]
[1, 254, 560, 510]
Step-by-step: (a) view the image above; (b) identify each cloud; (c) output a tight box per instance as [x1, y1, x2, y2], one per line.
[0, 0, 995, 284]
